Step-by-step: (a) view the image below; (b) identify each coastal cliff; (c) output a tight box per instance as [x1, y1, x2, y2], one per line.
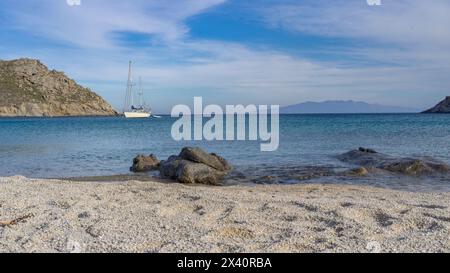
[0, 58, 117, 117]
[423, 97, 450, 113]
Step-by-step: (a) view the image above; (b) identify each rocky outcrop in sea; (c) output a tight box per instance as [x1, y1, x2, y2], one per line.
[423, 97, 450, 113]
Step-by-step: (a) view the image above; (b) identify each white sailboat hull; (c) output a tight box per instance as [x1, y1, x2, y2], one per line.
[123, 61, 152, 119]
[124, 111, 151, 118]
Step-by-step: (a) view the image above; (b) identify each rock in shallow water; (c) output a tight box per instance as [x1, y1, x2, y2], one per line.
[345, 167, 370, 177]
[337, 148, 392, 167]
[159, 147, 232, 185]
[382, 159, 450, 176]
[358, 147, 377, 154]
[338, 148, 450, 176]
[130, 154, 160, 173]
[179, 147, 232, 172]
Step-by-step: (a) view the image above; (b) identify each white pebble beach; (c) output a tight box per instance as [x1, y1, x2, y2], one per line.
[1, 176, 449, 253]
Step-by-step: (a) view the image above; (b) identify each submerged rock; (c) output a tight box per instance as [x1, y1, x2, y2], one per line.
[130, 154, 160, 172]
[338, 148, 450, 176]
[382, 159, 450, 176]
[358, 147, 377, 154]
[337, 148, 392, 167]
[159, 147, 232, 185]
[345, 167, 370, 177]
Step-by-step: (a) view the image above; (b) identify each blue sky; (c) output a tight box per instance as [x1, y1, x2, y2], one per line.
[1, 0, 450, 113]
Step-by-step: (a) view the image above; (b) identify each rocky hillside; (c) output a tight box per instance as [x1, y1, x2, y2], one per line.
[0, 58, 117, 117]
[423, 97, 450, 113]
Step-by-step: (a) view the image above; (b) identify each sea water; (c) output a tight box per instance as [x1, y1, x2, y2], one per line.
[0, 114, 449, 191]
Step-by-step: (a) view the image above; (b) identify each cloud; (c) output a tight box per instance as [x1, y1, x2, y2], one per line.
[259, 0, 450, 65]
[1, 0, 449, 113]
[262, 0, 450, 46]
[11, 39, 445, 113]
[1, 0, 226, 48]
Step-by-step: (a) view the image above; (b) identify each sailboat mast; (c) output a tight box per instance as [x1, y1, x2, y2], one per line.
[139, 76, 143, 107]
[123, 61, 133, 112]
[123, 61, 151, 118]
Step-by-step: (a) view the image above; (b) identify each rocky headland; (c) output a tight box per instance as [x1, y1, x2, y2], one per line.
[0, 58, 117, 117]
[423, 97, 450, 113]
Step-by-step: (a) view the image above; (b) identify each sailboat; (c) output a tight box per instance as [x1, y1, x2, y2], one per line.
[123, 61, 151, 118]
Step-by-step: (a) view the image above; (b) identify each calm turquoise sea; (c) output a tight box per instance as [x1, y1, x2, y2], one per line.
[0, 114, 449, 191]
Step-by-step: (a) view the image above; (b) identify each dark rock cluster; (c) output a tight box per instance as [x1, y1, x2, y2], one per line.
[131, 147, 232, 185]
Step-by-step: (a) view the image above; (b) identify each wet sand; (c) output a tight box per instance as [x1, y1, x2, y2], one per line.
[1, 175, 449, 253]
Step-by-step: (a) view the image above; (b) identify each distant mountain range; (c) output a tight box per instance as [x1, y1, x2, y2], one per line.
[280, 100, 420, 114]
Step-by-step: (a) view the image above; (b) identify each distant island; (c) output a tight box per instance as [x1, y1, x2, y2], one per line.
[422, 97, 450, 113]
[0, 58, 117, 117]
[280, 100, 419, 114]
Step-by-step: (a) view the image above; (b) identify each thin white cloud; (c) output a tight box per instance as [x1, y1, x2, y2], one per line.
[1, 0, 449, 113]
[262, 0, 450, 47]
[260, 0, 450, 64]
[1, 0, 226, 48]
[12, 40, 446, 112]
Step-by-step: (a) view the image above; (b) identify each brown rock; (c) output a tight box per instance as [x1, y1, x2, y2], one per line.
[179, 147, 232, 171]
[130, 154, 160, 172]
[159, 156, 226, 185]
[0, 58, 118, 117]
[159, 156, 186, 179]
[382, 159, 449, 176]
[346, 167, 370, 176]
[159, 148, 233, 185]
[338, 148, 450, 176]
[176, 161, 226, 185]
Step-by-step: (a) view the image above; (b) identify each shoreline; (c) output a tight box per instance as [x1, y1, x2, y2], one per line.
[63, 172, 450, 193]
[1, 176, 449, 253]
[0, 114, 120, 119]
